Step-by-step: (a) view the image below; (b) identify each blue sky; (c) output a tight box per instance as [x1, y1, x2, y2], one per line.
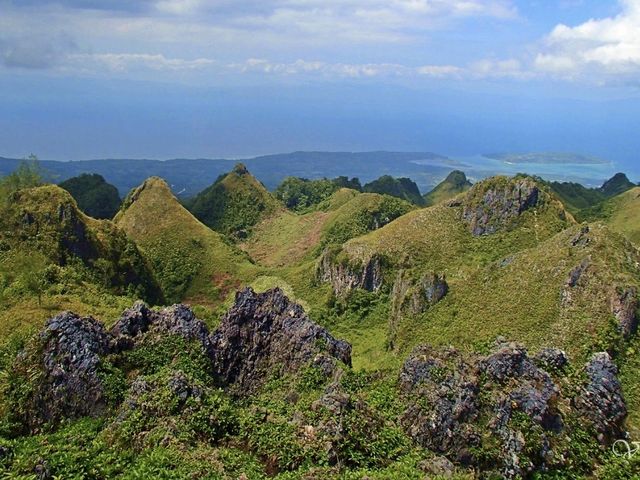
[1, 0, 639, 169]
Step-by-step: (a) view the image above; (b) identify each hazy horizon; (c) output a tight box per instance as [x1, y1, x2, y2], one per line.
[2, 1, 640, 167]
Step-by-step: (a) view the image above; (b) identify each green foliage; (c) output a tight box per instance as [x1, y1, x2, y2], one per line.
[59, 173, 121, 219]
[549, 180, 605, 213]
[275, 176, 361, 212]
[363, 175, 425, 206]
[0, 155, 43, 208]
[188, 164, 280, 237]
[423, 170, 472, 206]
[115, 176, 256, 305]
[320, 194, 413, 248]
[117, 335, 212, 382]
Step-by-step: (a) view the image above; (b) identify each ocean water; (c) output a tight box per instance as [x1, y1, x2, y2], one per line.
[415, 155, 638, 187]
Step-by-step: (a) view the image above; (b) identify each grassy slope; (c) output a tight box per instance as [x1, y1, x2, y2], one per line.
[318, 177, 574, 370]
[115, 177, 258, 306]
[0, 185, 158, 341]
[423, 170, 472, 206]
[598, 186, 640, 246]
[241, 189, 414, 269]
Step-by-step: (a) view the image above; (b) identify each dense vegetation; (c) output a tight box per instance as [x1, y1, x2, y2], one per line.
[548, 172, 636, 216]
[0, 159, 639, 479]
[187, 164, 281, 238]
[274, 176, 361, 212]
[59, 173, 121, 219]
[363, 175, 425, 206]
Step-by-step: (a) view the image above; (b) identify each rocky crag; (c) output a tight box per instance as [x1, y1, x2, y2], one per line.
[7, 288, 351, 430]
[4, 292, 629, 479]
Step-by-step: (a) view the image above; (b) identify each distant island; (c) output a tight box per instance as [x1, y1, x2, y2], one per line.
[483, 152, 610, 165]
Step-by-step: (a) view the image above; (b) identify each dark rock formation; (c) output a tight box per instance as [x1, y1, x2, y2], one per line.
[10, 290, 352, 432]
[570, 225, 591, 248]
[210, 287, 352, 395]
[400, 341, 626, 479]
[22, 312, 111, 428]
[610, 287, 639, 338]
[534, 348, 569, 371]
[565, 258, 591, 288]
[399, 345, 480, 464]
[461, 177, 541, 236]
[574, 352, 627, 444]
[317, 249, 383, 296]
[110, 301, 213, 356]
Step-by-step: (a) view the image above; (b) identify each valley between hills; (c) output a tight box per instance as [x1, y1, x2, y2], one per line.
[0, 159, 639, 479]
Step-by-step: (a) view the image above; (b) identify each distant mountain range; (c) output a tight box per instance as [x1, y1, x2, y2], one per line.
[0, 151, 452, 197]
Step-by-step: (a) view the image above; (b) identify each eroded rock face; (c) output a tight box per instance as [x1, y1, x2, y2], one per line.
[25, 312, 111, 427]
[399, 346, 480, 463]
[610, 287, 639, 338]
[317, 249, 383, 296]
[399, 341, 627, 479]
[210, 287, 352, 395]
[388, 271, 448, 350]
[110, 301, 213, 355]
[12, 289, 352, 431]
[574, 352, 627, 444]
[461, 178, 540, 236]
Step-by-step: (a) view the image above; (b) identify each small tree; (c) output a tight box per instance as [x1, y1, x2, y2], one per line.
[0, 154, 44, 207]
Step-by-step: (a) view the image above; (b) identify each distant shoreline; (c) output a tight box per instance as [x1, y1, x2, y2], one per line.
[483, 152, 611, 166]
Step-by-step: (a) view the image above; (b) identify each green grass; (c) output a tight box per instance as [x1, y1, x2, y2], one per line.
[423, 170, 472, 206]
[241, 190, 413, 268]
[115, 177, 259, 305]
[590, 186, 640, 246]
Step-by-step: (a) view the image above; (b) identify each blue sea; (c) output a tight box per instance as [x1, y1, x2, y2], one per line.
[414, 155, 639, 188]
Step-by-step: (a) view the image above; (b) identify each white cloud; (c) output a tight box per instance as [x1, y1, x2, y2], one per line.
[66, 53, 216, 72]
[534, 0, 640, 79]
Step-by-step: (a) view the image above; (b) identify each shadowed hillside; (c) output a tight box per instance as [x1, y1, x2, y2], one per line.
[423, 170, 473, 206]
[59, 173, 121, 219]
[187, 163, 282, 239]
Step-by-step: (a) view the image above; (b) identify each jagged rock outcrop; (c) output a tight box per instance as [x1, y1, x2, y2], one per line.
[574, 352, 627, 444]
[388, 271, 448, 350]
[317, 249, 383, 296]
[570, 225, 591, 248]
[110, 301, 213, 356]
[210, 287, 352, 395]
[461, 177, 541, 236]
[9, 289, 352, 432]
[399, 345, 480, 464]
[610, 287, 639, 338]
[17, 312, 111, 428]
[534, 348, 569, 371]
[399, 341, 627, 479]
[560, 257, 591, 306]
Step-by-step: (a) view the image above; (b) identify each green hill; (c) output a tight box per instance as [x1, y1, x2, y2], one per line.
[583, 186, 640, 246]
[115, 177, 256, 305]
[599, 172, 637, 197]
[423, 170, 472, 206]
[549, 172, 636, 215]
[59, 173, 121, 219]
[0, 184, 161, 338]
[187, 163, 282, 238]
[241, 189, 414, 268]
[316, 176, 574, 367]
[363, 175, 425, 206]
[274, 176, 362, 212]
